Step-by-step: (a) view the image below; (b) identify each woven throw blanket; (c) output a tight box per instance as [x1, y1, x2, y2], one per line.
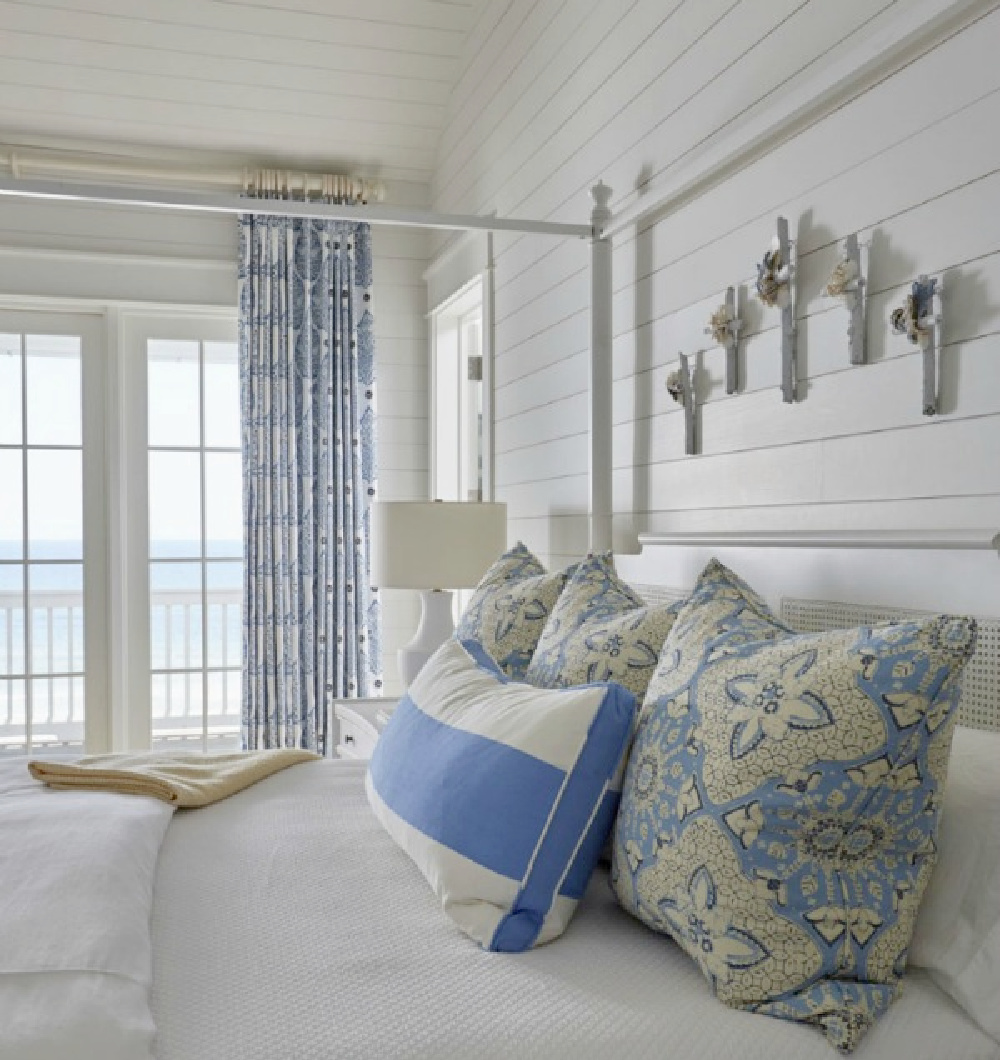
[28, 749, 318, 808]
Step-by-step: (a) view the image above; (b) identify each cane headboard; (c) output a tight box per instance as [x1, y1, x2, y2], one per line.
[621, 531, 1000, 732]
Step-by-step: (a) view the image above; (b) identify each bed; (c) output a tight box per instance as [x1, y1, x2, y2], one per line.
[2, 532, 999, 1060]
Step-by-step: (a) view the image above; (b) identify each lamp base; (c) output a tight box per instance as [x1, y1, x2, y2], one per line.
[398, 589, 456, 688]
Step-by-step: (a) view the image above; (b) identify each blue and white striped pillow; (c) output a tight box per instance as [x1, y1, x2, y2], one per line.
[366, 638, 636, 951]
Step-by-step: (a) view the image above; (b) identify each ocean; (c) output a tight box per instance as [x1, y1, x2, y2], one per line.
[0, 541, 244, 739]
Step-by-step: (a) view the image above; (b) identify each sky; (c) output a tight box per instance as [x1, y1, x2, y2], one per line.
[0, 336, 241, 556]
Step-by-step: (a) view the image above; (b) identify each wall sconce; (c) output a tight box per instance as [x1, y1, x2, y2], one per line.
[891, 275, 943, 416]
[704, 286, 742, 394]
[756, 216, 797, 403]
[825, 233, 869, 365]
[667, 354, 696, 455]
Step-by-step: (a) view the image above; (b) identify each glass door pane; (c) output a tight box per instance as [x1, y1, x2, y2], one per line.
[148, 338, 242, 751]
[0, 329, 88, 754]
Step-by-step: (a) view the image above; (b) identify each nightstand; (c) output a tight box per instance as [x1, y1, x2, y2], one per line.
[331, 698, 396, 760]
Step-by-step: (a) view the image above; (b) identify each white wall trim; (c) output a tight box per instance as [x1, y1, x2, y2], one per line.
[0, 294, 237, 317]
[426, 274, 483, 318]
[605, 0, 995, 238]
[0, 243, 233, 273]
[635, 530, 1000, 554]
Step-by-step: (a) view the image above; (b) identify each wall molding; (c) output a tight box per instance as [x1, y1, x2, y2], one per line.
[635, 530, 1000, 554]
[0, 243, 233, 272]
[0, 293, 237, 318]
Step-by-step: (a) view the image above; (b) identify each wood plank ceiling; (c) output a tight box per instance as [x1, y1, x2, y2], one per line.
[0, 0, 484, 187]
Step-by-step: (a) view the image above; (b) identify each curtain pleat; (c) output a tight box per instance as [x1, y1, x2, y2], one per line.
[239, 212, 381, 752]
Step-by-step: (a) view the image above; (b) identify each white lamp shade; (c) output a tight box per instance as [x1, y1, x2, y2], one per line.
[373, 501, 507, 590]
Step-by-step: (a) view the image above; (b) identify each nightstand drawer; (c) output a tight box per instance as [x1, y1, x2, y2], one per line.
[332, 698, 396, 760]
[337, 716, 379, 759]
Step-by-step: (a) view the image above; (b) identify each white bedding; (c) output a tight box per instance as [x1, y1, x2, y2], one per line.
[151, 758, 1000, 1060]
[0, 762, 173, 1060]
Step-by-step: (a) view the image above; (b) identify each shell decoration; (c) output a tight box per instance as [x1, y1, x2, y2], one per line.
[891, 277, 938, 347]
[707, 303, 736, 346]
[825, 256, 858, 298]
[756, 236, 790, 308]
[666, 369, 684, 404]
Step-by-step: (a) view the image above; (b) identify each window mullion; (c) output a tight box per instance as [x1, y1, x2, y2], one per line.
[199, 340, 209, 753]
[81, 312, 111, 753]
[19, 332, 31, 752]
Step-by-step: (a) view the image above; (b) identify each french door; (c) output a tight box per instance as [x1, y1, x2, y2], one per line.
[0, 307, 239, 755]
[123, 313, 241, 752]
[0, 311, 108, 754]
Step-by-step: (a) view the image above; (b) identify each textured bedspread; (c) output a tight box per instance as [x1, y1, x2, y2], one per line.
[0, 760, 173, 1060]
[151, 759, 999, 1060]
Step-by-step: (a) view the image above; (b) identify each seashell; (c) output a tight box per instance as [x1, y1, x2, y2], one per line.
[755, 245, 789, 308]
[707, 304, 734, 346]
[665, 369, 684, 403]
[825, 257, 857, 298]
[891, 287, 933, 346]
[890, 305, 910, 336]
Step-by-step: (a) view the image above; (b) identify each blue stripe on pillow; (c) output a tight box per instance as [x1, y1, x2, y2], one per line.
[490, 682, 633, 951]
[370, 695, 565, 882]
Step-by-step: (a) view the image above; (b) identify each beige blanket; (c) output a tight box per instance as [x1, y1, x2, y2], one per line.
[27, 749, 319, 808]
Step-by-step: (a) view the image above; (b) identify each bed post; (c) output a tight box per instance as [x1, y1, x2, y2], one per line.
[589, 182, 613, 556]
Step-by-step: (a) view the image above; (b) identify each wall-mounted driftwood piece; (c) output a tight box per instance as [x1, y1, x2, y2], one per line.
[704, 286, 742, 394]
[891, 275, 943, 416]
[666, 355, 697, 455]
[825, 232, 869, 365]
[756, 216, 797, 403]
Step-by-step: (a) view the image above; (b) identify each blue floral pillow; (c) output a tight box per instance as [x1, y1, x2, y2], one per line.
[455, 543, 573, 680]
[525, 553, 681, 701]
[612, 559, 976, 1053]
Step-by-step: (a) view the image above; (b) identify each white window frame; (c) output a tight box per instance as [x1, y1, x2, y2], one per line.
[0, 296, 237, 752]
[0, 307, 110, 752]
[115, 310, 239, 750]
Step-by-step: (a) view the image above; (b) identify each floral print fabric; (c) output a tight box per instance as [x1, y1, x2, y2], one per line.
[612, 559, 976, 1053]
[525, 553, 680, 700]
[455, 543, 570, 680]
[239, 212, 381, 752]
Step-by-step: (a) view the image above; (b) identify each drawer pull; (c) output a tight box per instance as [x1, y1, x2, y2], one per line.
[344, 733, 355, 744]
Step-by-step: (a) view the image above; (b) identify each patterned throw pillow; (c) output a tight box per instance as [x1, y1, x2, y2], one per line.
[525, 553, 681, 701]
[367, 638, 636, 951]
[455, 542, 572, 680]
[612, 559, 976, 1053]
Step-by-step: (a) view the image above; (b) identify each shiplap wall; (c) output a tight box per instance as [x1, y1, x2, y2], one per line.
[432, 0, 1000, 569]
[0, 190, 427, 696]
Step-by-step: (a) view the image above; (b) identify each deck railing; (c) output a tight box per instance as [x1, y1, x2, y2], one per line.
[0, 588, 243, 752]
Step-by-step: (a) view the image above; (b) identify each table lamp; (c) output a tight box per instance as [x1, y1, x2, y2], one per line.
[373, 500, 507, 687]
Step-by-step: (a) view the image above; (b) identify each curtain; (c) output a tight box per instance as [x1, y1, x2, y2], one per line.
[239, 211, 382, 752]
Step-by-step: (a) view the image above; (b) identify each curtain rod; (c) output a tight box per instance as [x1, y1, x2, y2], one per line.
[1, 149, 386, 201]
[0, 176, 594, 238]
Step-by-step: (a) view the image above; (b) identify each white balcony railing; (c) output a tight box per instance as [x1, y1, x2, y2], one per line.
[0, 588, 242, 752]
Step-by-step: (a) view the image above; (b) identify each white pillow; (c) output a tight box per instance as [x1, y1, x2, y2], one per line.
[366, 638, 636, 951]
[910, 725, 1000, 1043]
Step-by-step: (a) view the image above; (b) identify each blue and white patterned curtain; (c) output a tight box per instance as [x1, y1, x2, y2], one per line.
[239, 211, 382, 752]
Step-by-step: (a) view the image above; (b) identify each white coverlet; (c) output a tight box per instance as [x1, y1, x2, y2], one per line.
[0, 760, 173, 1060]
[151, 759, 1000, 1060]
[910, 727, 1000, 1043]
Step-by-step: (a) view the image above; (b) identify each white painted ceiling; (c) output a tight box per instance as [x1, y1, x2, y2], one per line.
[0, 0, 484, 188]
